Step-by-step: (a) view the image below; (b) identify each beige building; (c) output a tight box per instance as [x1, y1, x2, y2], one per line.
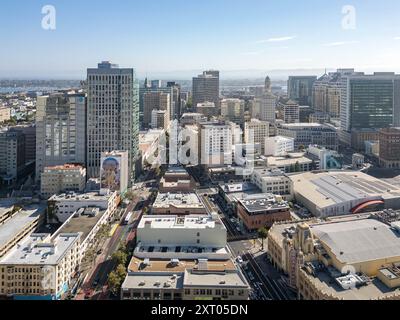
[0, 233, 80, 300]
[143, 92, 170, 128]
[221, 99, 245, 125]
[151, 109, 168, 130]
[40, 164, 86, 198]
[152, 193, 207, 216]
[251, 168, 293, 201]
[0, 105, 11, 122]
[160, 167, 196, 192]
[268, 212, 400, 300]
[244, 119, 269, 154]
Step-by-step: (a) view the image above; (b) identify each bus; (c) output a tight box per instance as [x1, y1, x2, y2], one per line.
[124, 212, 133, 225]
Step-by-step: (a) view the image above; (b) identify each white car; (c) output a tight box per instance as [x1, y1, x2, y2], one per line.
[237, 256, 243, 264]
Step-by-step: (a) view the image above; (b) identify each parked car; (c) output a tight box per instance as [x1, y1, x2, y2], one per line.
[237, 256, 244, 264]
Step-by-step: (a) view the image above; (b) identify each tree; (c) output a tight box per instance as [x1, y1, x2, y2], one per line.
[258, 227, 268, 251]
[116, 264, 127, 279]
[112, 250, 127, 266]
[108, 271, 121, 294]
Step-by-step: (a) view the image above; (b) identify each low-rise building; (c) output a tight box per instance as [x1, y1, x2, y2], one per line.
[160, 167, 196, 192]
[47, 190, 119, 223]
[251, 168, 293, 201]
[152, 193, 207, 216]
[268, 212, 400, 300]
[266, 152, 314, 173]
[0, 203, 45, 258]
[265, 136, 294, 156]
[0, 233, 80, 300]
[0, 105, 11, 122]
[290, 171, 400, 217]
[237, 194, 291, 231]
[121, 214, 250, 300]
[40, 164, 86, 198]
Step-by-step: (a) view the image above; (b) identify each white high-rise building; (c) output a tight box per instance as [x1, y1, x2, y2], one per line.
[199, 123, 232, 166]
[259, 93, 276, 123]
[87, 61, 139, 184]
[35, 93, 86, 181]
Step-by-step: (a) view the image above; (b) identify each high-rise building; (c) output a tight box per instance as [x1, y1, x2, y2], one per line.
[100, 150, 129, 194]
[167, 81, 181, 119]
[339, 72, 400, 147]
[244, 119, 269, 154]
[196, 101, 219, 119]
[312, 69, 357, 118]
[35, 93, 86, 181]
[278, 99, 300, 124]
[192, 70, 220, 109]
[151, 109, 168, 130]
[0, 128, 25, 185]
[87, 61, 139, 183]
[221, 98, 245, 125]
[143, 92, 170, 128]
[288, 76, 317, 106]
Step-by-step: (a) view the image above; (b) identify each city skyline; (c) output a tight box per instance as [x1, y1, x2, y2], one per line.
[2, 0, 400, 79]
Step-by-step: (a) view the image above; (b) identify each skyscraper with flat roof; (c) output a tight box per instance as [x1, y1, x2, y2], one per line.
[288, 76, 317, 106]
[192, 70, 220, 109]
[86, 61, 139, 184]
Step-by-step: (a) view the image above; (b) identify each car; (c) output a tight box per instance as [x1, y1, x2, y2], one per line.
[236, 256, 244, 264]
[236, 226, 241, 232]
[97, 249, 103, 255]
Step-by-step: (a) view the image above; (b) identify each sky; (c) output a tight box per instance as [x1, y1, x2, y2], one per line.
[1, 0, 400, 79]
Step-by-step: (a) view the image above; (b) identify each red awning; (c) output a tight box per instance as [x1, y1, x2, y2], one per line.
[351, 200, 384, 214]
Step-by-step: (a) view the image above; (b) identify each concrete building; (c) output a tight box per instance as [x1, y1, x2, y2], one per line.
[100, 150, 129, 194]
[87, 61, 139, 183]
[312, 69, 357, 117]
[0, 233, 80, 300]
[244, 119, 269, 155]
[278, 99, 300, 124]
[35, 93, 86, 182]
[265, 136, 294, 156]
[0, 105, 11, 122]
[250, 168, 293, 201]
[277, 123, 338, 151]
[199, 123, 232, 166]
[180, 113, 207, 126]
[152, 193, 207, 216]
[196, 102, 219, 119]
[290, 171, 400, 217]
[143, 92, 170, 128]
[192, 70, 220, 109]
[268, 212, 400, 300]
[121, 213, 250, 300]
[160, 167, 196, 192]
[287, 76, 317, 106]
[237, 194, 291, 231]
[151, 109, 168, 130]
[306, 145, 341, 170]
[266, 152, 315, 173]
[0, 203, 45, 258]
[221, 99, 245, 125]
[379, 127, 400, 168]
[339, 72, 400, 147]
[47, 190, 119, 223]
[40, 164, 86, 198]
[0, 128, 26, 185]
[10, 124, 36, 163]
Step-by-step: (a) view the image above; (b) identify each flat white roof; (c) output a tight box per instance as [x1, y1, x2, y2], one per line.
[138, 215, 223, 230]
[153, 193, 204, 209]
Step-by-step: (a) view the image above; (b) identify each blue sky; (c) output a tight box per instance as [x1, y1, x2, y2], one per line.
[1, 0, 400, 79]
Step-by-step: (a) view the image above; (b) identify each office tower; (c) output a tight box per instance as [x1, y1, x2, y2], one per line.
[244, 119, 270, 154]
[0, 128, 25, 185]
[10, 124, 36, 162]
[221, 98, 245, 125]
[87, 61, 139, 183]
[167, 81, 181, 119]
[35, 93, 86, 181]
[288, 76, 317, 106]
[339, 72, 400, 148]
[379, 127, 400, 168]
[192, 70, 220, 109]
[265, 76, 272, 93]
[279, 100, 300, 124]
[143, 92, 170, 128]
[312, 69, 356, 118]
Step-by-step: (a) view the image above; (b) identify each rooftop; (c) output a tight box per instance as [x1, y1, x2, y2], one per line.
[238, 194, 289, 214]
[153, 193, 205, 209]
[0, 233, 80, 265]
[138, 214, 224, 230]
[311, 219, 400, 265]
[43, 164, 85, 171]
[0, 204, 46, 251]
[49, 191, 113, 202]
